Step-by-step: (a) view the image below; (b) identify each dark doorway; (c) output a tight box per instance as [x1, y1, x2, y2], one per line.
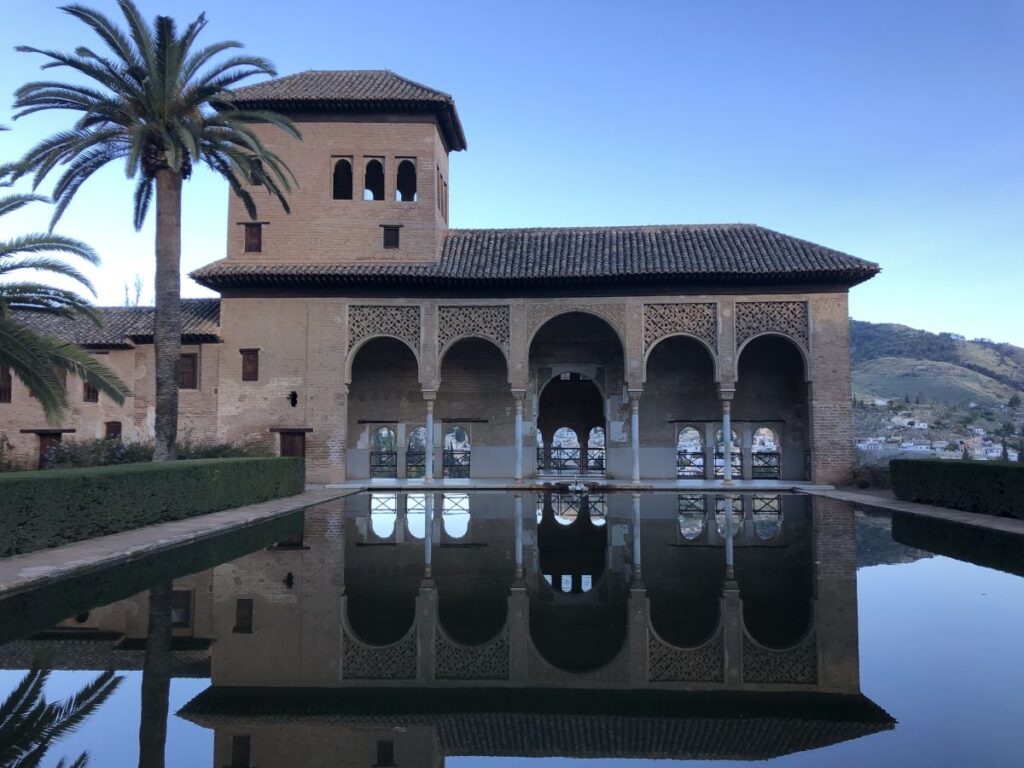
[279, 431, 306, 458]
[537, 373, 604, 474]
[37, 433, 61, 468]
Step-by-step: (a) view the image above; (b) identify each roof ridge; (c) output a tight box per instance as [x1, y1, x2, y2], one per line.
[447, 223, 758, 235]
[383, 69, 455, 101]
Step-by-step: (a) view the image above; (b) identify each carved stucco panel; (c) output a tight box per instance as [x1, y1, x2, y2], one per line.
[741, 630, 817, 684]
[438, 305, 511, 353]
[347, 304, 421, 354]
[735, 301, 809, 350]
[643, 302, 718, 353]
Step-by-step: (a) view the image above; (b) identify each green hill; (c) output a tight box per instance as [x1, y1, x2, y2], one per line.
[850, 320, 1024, 406]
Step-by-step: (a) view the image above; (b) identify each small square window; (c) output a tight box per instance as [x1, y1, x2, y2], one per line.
[104, 421, 122, 440]
[241, 349, 259, 382]
[83, 381, 99, 403]
[243, 223, 262, 253]
[382, 226, 400, 249]
[234, 598, 254, 633]
[180, 353, 199, 390]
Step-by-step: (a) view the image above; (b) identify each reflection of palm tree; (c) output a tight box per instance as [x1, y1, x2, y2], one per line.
[0, 663, 122, 768]
[138, 583, 172, 768]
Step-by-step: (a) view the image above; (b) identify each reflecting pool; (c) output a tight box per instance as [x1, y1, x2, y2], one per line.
[1, 492, 1022, 766]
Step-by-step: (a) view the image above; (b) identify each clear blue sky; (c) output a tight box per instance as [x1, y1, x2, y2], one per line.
[1, 0, 1022, 343]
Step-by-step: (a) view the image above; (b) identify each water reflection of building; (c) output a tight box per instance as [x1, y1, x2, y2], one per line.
[168, 492, 891, 764]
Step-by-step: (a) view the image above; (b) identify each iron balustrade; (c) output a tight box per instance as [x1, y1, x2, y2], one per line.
[587, 447, 606, 473]
[714, 451, 742, 478]
[370, 451, 397, 478]
[676, 451, 705, 478]
[538, 446, 606, 475]
[443, 449, 471, 479]
[406, 450, 426, 479]
[752, 451, 781, 479]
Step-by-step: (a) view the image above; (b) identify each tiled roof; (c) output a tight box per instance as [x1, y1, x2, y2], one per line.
[180, 687, 895, 760]
[229, 70, 467, 151]
[190, 225, 879, 291]
[10, 298, 221, 347]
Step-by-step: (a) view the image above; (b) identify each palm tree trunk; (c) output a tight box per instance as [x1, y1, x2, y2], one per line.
[152, 169, 182, 461]
[138, 582, 173, 768]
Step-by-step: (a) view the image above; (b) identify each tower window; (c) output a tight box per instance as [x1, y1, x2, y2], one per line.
[180, 353, 198, 390]
[83, 381, 99, 403]
[0, 365, 10, 403]
[230, 735, 251, 768]
[241, 349, 259, 382]
[234, 598, 254, 633]
[243, 223, 262, 253]
[375, 740, 396, 767]
[396, 159, 417, 202]
[364, 158, 385, 201]
[332, 158, 353, 199]
[382, 226, 400, 249]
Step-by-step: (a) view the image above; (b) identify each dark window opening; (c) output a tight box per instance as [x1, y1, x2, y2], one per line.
[170, 590, 193, 628]
[234, 598, 254, 633]
[230, 735, 251, 768]
[364, 158, 385, 201]
[436, 166, 442, 210]
[180, 353, 198, 390]
[83, 381, 99, 403]
[332, 158, 353, 199]
[104, 421, 122, 440]
[396, 159, 417, 202]
[382, 226, 400, 249]
[241, 349, 259, 382]
[243, 223, 262, 253]
[443, 180, 448, 221]
[375, 740, 396, 767]
[1, 364, 13, 403]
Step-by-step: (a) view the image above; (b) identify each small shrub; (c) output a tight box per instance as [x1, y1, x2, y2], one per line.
[0, 457, 305, 557]
[890, 459, 1024, 519]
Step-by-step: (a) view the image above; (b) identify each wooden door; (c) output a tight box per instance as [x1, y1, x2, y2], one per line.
[38, 433, 61, 468]
[280, 432, 306, 458]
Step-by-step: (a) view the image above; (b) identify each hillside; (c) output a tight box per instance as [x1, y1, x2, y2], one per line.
[850, 320, 1024, 406]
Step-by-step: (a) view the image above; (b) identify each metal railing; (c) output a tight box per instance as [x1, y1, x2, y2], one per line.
[713, 451, 742, 478]
[370, 451, 397, 478]
[443, 449, 471, 479]
[406, 450, 426, 479]
[676, 451, 705, 478]
[752, 451, 781, 479]
[537, 446, 605, 475]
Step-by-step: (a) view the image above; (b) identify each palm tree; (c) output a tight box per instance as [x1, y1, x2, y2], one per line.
[11, 0, 298, 460]
[0, 664, 122, 767]
[0, 189, 129, 421]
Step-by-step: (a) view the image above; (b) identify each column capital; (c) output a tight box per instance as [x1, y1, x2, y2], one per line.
[422, 389, 437, 402]
[718, 388, 735, 401]
[511, 388, 527, 401]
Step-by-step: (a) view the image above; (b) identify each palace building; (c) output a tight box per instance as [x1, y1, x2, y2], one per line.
[0, 70, 879, 484]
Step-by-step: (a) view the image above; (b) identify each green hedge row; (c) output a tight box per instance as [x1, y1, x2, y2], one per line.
[890, 459, 1024, 520]
[0, 457, 305, 557]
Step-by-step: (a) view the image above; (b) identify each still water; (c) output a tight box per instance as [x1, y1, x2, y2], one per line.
[1, 492, 1022, 767]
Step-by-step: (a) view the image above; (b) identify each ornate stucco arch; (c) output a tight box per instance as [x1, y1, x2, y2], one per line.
[735, 332, 811, 383]
[524, 303, 629, 360]
[733, 301, 810, 382]
[344, 304, 422, 384]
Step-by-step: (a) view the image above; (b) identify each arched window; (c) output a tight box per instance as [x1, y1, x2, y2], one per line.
[370, 426, 397, 478]
[587, 427, 606, 473]
[753, 495, 783, 540]
[678, 494, 705, 540]
[715, 495, 742, 539]
[370, 492, 397, 538]
[551, 427, 580, 473]
[551, 492, 579, 525]
[406, 493, 426, 539]
[443, 425, 470, 478]
[407, 426, 427, 479]
[587, 493, 607, 527]
[752, 427, 781, 479]
[332, 158, 352, 199]
[442, 493, 470, 538]
[677, 426, 705, 478]
[396, 159, 417, 202]
[364, 158, 384, 201]
[714, 428, 741, 479]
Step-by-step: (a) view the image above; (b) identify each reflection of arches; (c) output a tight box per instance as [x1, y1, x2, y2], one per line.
[369, 491, 397, 538]
[441, 492, 469, 538]
[753, 495, 783, 540]
[715, 495, 742, 539]
[678, 494, 706, 539]
[406, 493, 427, 538]
[642, 333, 719, 382]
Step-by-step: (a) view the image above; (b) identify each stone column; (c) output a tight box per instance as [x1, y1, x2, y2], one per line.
[424, 392, 435, 481]
[722, 494, 736, 580]
[721, 582, 743, 685]
[423, 492, 434, 580]
[631, 493, 643, 585]
[720, 390, 735, 484]
[513, 390, 525, 482]
[741, 423, 753, 481]
[630, 391, 642, 484]
[514, 493, 524, 582]
[415, 583, 437, 682]
[628, 585, 649, 684]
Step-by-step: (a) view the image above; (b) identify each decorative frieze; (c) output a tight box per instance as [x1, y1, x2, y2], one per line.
[438, 305, 511, 353]
[741, 630, 817, 684]
[648, 627, 725, 683]
[735, 301, 809, 350]
[643, 303, 718, 353]
[435, 626, 510, 680]
[347, 304, 421, 353]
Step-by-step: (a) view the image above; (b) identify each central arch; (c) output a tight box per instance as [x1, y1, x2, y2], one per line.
[528, 312, 626, 478]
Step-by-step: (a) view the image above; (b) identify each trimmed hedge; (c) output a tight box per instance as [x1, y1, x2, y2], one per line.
[0, 457, 305, 557]
[890, 459, 1024, 520]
